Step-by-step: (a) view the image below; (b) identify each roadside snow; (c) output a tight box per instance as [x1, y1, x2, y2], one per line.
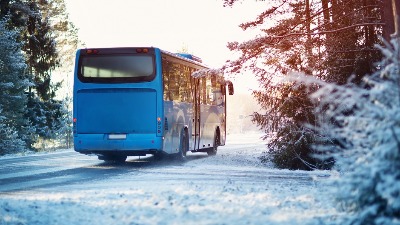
[0, 133, 338, 225]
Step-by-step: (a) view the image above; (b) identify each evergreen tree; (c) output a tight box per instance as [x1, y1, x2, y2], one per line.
[0, 19, 30, 154]
[224, 0, 385, 170]
[0, 0, 30, 30]
[19, 0, 60, 148]
[42, 0, 78, 148]
[323, 0, 382, 84]
[301, 37, 400, 225]
[224, 0, 328, 169]
[25, 0, 78, 147]
[1, 0, 78, 150]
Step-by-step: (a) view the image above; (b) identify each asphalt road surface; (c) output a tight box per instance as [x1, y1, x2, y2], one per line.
[0, 133, 335, 225]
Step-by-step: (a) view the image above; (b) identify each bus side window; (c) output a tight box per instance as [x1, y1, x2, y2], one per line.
[171, 63, 180, 101]
[163, 58, 196, 103]
[206, 77, 213, 105]
[179, 65, 192, 103]
[163, 60, 181, 102]
[162, 60, 172, 101]
[211, 75, 219, 105]
[189, 68, 196, 102]
[200, 77, 207, 104]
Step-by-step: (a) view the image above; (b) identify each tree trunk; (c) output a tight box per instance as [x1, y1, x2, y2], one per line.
[321, 0, 330, 29]
[381, 0, 398, 41]
[392, 0, 399, 38]
[305, 0, 313, 69]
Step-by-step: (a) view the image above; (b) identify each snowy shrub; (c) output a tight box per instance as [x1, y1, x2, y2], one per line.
[299, 38, 400, 224]
[0, 108, 26, 155]
[257, 83, 334, 171]
[0, 19, 30, 154]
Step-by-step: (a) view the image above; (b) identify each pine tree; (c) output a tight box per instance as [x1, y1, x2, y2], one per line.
[19, 0, 59, 148]
[0, 0, 30, 29]
[323, 0, 382, 84]
[1, 0, 78, 150]
[0, 19, 30, 154]
[224, 0, 385, 170]
[224, 0, 328, 169]
[301, 37, 400, 225]
[42, 0, 78, 148]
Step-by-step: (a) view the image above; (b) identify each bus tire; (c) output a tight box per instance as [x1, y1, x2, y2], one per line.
[153, 152, 164, 161]
[176, 129, 189, 161]
[207, 133, 219, 156]
[98, 154, 127, 163]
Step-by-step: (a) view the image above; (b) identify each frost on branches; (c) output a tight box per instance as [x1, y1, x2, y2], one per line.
[304, 38, 400, 224]
[0, 19, 30, 154]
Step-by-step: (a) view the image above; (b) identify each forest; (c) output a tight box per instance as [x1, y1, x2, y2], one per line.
[0, 0, 399, 223]
[0, 0, 78, 153]
[223, 0, 399, 223]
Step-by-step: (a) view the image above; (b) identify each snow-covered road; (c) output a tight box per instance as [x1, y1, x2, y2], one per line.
[0, 133, 337, 225]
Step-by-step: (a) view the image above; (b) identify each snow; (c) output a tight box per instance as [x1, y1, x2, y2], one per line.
[283, 38, 400, 225]
[0, 133, 337, 225]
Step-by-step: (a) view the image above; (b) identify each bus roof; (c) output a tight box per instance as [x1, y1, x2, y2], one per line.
[175, 53, 203, 63]
[160, 49, 208, 69]
[160, 49, 225, 79]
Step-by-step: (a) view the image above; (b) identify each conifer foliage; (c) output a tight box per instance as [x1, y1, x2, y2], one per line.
[297, 37, 400, 225]
[224, 0, 385, 170]
[0, 0, 77, 154]
[0, 19, 29, 154]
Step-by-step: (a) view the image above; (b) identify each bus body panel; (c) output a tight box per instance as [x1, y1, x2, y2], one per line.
[198, 104, 224, 149]
[74, 134, 163, 153]
[163, 102, 225, 153]
[163, 101, 193, 154]
[76, 88, 156, 134]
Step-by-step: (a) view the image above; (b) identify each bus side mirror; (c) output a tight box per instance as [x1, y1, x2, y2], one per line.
[228, 82, 234, 95]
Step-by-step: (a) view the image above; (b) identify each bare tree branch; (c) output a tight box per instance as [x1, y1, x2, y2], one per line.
[271, 23, 385, 39]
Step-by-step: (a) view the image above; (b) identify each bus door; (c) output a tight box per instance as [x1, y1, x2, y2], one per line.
[192, 78, 201, 151]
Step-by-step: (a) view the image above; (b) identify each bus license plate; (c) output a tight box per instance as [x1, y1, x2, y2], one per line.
[108, 134, 127, 140]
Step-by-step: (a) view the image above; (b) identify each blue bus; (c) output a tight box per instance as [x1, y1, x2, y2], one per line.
[73, 47, 234, 162]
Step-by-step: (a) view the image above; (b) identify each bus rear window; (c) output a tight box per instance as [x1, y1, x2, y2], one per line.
[79, 55, 155, 83]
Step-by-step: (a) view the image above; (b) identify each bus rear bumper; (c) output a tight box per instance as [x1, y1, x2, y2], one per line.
[74, 133, 163, 156]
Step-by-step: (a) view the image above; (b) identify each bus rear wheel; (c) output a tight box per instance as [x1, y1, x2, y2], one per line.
[98, 154, 127, 163]
[176, 130, 189, 161]
[207, 133, 219, 156]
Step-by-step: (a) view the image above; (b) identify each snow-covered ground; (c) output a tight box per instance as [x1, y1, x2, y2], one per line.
[0, 133, 338, 225]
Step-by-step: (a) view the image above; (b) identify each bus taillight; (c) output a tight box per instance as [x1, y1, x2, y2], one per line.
[136, 48, 149, 53]
[86, 49, 99, 54]
[73, 118, 77, 135]
[157, 117, 162, 134]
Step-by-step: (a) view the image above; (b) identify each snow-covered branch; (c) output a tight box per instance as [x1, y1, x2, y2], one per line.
[192, 68, 223, 78]
[290, 37, 400, 224]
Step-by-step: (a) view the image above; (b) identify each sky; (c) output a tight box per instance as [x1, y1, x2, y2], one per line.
[64, 0, 265, 93]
